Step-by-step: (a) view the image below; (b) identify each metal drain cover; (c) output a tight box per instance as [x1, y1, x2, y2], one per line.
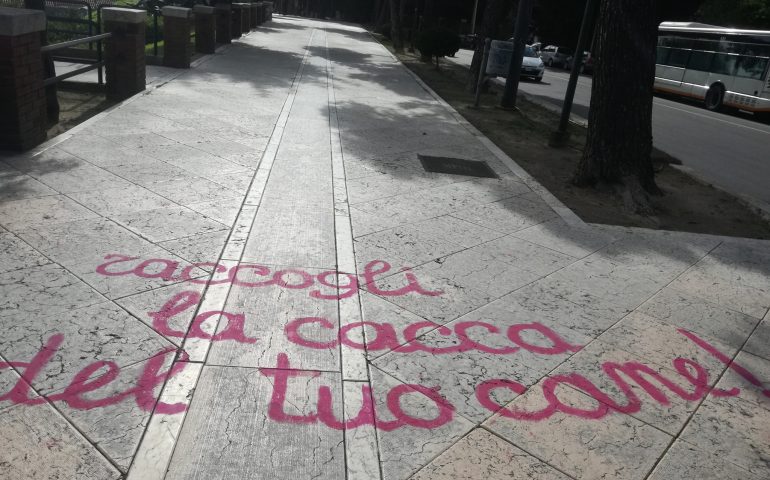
[418, 155, 499, 178]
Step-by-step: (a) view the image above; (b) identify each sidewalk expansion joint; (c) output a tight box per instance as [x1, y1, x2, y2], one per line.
[126, 27, 321, 480]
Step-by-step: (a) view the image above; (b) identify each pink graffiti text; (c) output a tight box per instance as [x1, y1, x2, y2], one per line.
[0, 336, 187, 414]
[96, 254, 442, 300]
[285, 316, 583, 356]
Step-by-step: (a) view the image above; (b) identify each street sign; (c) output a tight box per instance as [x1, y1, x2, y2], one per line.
[486, 40, 513, 77]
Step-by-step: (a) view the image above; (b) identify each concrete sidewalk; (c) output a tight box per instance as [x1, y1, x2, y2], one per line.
[1, 15, 769, 480]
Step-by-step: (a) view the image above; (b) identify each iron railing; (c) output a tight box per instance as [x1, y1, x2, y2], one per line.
[41, 31, 111, 86]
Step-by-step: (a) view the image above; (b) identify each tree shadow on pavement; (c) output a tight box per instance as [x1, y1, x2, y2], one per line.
[331, 92, 751, 284]
[0, 151, 81, 202]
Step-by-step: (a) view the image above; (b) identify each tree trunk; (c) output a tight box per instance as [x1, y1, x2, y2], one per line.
[372, 0, 382, 23]
[573, 0, 660, 214]
[399, 0, 408, 43]
[422, 0, 436, 29]
[376, 0, 389, 27]
[390, 0, 403, 51]
[466, 0, 512, 92]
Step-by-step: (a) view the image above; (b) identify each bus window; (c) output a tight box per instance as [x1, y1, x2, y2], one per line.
[711, 53, 739, 75]
[667, 48, 690, 68]
[687, 50, 714, 72]
[656, 47, 670, 65]
[672, 37, 694, 49]
[735, 56, 769, 80]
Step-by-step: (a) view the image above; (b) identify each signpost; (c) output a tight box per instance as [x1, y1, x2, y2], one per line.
[500, 0, 534, 109]
[550, 0, 599, 146]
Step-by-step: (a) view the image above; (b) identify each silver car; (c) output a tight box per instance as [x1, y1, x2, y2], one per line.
[521, 45, 545, 81]
[540, 45, 573, 68]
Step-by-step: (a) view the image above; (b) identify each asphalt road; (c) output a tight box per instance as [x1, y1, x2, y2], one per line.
[448, 49, 770, 209]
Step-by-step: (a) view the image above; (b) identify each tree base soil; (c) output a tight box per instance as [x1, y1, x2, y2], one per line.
[388, 45, 770, 240]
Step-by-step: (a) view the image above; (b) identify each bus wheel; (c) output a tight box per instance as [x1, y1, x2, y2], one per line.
[704, 84, 724, 111]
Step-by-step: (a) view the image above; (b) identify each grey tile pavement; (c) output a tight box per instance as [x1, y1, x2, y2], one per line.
[0, 14, 769, 480]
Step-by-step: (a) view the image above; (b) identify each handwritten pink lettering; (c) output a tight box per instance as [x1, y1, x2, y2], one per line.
[284, 317, 583, 356]
[94, 254, 442, 300]
[259, 353, 454, 431]
[478, 330, 759, 422]
[148, 291, 257, 344]
[0, 336, 187, 413]
[2, 325, 765, 431]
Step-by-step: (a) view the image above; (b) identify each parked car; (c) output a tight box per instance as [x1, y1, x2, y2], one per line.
[490, 44, 544, 81]
[539, 45, 573, 68]
[521, 45, 545, 81]
[564, 51, 594, 74]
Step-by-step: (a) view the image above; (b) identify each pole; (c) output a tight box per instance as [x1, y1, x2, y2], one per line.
[500, 0, 534, 109]
[153, 8, 159, 57]
[550, 0, 599, 146]
[474, 38, 491, 107]
[471, 0, 479, 34]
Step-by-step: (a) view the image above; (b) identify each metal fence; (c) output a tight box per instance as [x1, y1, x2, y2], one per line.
[41, 31, 110, 85]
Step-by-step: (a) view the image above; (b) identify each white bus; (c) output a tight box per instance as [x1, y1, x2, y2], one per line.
[654, 21, 770, 113]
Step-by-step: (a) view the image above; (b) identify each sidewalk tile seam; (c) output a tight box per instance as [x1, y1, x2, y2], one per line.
[477, 425, 580, 480]
[325, 28, 383, 480]
[126, 26, 326, 480]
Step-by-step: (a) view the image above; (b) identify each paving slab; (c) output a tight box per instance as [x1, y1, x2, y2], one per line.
[0, 301, 171, 394]
[0, 170, 58, 201]
[371, 305, 590, 423]
[208, 265, 340, 371]
[744, 316, 770, 360]
[0, 403, 120, 480]
[113, 205, 230, 243]
[411, 428, 571, 480]
[0, 231, 51, 273]
[484, 382, 672, 480]
[679, 393, 770, 475]
[370, 366, 474, 480]
[0, 263, 104, 318]
[165, 365, 345, 480]
[638, 287, 760, 350]
[648, 439, 762, 480]
[16, 217, 161, 267]
[0, 194, 100, 231]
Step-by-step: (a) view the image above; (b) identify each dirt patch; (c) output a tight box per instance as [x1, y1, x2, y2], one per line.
[47, 85, 116, 139]
[385, 45, 770, 240]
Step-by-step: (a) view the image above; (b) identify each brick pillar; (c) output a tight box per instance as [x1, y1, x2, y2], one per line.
[230, 3, 242, 39]
[243, 3, 251, 30]
[254, 2, 265, 26]
[214, 3, 231, 44]
[102, 8, 146, 101]
[248, 3, 257, 30]
[0, 7, 47, 151]
[236, 4, 248, 34]
[161, 6, 192, 68]
[193, 5, 216, 54]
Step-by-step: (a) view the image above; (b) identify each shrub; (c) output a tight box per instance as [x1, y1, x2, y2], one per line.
[416, 28, 460, 67]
